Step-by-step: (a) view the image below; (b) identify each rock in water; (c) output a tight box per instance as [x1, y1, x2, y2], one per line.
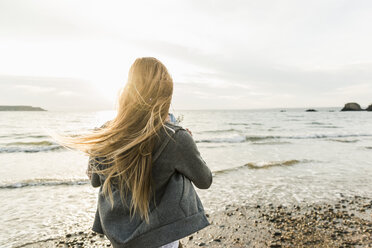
[366, 104, 372, 111]
[341, 103, 362, 111]
[306, 109, 317, 112]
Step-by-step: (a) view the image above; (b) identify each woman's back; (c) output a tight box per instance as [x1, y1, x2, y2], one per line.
[89, 122, 212, 248]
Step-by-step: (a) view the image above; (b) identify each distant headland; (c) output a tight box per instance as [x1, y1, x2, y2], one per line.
[0, 105, 47, 111]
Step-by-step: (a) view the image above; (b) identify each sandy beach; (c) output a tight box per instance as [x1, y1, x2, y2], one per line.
[19, 194, 371, 248]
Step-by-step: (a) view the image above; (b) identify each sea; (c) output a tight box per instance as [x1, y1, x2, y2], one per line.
[1, 108, 372, 247]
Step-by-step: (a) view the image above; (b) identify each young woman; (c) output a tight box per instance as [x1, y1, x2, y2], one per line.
[59, 57, 212, 248]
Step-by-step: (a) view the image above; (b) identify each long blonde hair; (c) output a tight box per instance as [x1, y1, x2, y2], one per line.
[56, 57, 173, 222]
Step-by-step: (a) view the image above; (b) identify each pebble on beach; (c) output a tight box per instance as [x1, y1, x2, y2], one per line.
[21, 195, 372, 248]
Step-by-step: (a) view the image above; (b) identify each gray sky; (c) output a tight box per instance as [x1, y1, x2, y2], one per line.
[0, 0, 371, 110]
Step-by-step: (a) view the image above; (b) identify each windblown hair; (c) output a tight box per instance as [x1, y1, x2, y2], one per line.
[55, 57, 173, 222]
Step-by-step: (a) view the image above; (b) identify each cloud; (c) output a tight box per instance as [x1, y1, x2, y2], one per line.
[159, 39, 372, 95]
[58, 91, 80, 97]
[14, 85, 56, 93]
[321, 83, 372, 108]
[330, 84, 372, 96]
[0, 75, 112, 111]
[0, 1, 103, 39]
[1, 0, 372, 109]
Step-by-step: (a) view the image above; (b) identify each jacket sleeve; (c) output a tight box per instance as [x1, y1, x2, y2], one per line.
[87, 156, 102, 188]
[174, 129, 213, 189]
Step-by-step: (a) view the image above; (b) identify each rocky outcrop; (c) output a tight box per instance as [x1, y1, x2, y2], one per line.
[0, 105, 46, 111]
[366, 104, 372, 111]
[341, 103, 362, 111]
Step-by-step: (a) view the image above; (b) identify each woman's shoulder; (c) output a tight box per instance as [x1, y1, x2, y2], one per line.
[163, 122, 196, 147]
[157, 122, 193, 148]
[164, 121, 185, 134]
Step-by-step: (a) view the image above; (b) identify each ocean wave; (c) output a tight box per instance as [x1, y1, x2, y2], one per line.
[284, 134, 372, 139]
[213, 159, 310, 175]
[227, 123, 250, 126]
[0, 133, 49, 139]
[199, 145, 228, 149]
[0, 145, 64, 153]
[328, 139, 358, 143]
[0, 159, 311, 189]
[197, 128, 240, 134]
[252, 141, 292, 145]
[245, 135, 277, 141]
[308, 121, 329, 125]
[0, 178, 89, 189]
[23, 135, 49, 139]
[196, 136, 246, 143]
[196, 133, 372, 144]
[245, 159, 302, 169]
[0, 140, 65, 153]
[5, 141, 55, 146]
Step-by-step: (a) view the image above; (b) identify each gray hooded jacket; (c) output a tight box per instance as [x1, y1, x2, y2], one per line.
[88, 122, 212, 248]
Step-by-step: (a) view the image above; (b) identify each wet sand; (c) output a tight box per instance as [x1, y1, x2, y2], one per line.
[19, 195, 371, 248]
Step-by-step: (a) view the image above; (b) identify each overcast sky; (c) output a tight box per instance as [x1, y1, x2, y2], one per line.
[0, 0, 371, 110]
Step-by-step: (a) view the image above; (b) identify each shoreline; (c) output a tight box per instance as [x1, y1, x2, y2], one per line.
[18, 194, 371, 248]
